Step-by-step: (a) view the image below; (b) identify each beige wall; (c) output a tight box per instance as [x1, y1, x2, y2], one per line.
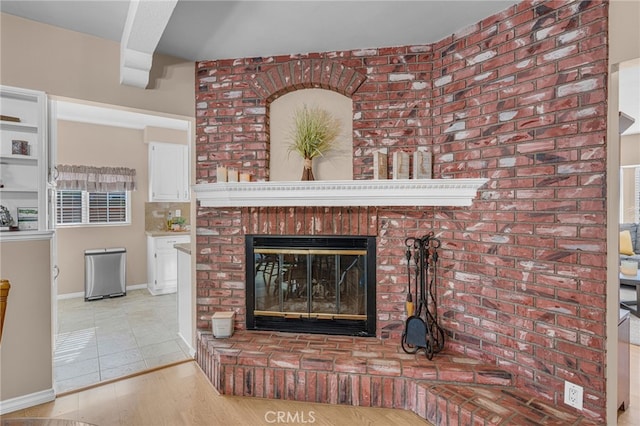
[56, 121, 148, 295]
[269, 89, 353, 181]
[610, 0, 640, 66]
[0, 12, 195, 296]
[144, 127, 189, 145]
[621, 133, 640, 223]
[0, 13, 194, 117]
[0, 12, 195, 411]
[0, 238, 53, 401]
[621, 133, 640, 167]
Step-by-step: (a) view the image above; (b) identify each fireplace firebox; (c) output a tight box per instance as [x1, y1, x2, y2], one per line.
[245, 235, 376, 336]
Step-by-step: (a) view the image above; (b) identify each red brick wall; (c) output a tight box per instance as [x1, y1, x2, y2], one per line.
[195, 0, 608, 420]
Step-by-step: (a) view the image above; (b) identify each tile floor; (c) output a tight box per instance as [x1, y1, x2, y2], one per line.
[54, 289, 191, 393]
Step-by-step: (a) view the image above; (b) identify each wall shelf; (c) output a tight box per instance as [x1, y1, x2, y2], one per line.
[0, 154, 38, 164]
[0, 230, 53, 242]
[193, 179, 488, 208]
[0, 85, 47, 233]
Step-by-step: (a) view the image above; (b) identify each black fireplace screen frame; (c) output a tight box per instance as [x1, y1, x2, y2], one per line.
[245, 235, 376, 336]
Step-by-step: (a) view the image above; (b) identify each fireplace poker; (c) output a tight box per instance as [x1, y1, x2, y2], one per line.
[405, 244, 414, 317]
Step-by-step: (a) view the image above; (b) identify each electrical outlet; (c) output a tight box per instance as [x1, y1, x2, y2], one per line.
[564, 381, 583, 410]
[175, 209, 181, 217]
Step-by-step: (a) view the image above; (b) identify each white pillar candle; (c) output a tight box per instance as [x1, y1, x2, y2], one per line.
[240, 172, 251, 182]
[392, 151, 410, 179]
[217, 165, 228, 183]
[412, 149, 432, 179]
[228, 168, 239, 182]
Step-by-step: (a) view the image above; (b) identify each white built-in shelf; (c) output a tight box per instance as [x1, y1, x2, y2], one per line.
[0, 230, 54, 242]
[193, 179, 488, 208]
[0, 121, 38, 131]
[0, 154, 38, 164]
[0, 188, 38, 193]
[1, 85, 47, 234]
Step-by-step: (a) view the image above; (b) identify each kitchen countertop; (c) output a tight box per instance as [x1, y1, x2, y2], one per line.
[174, 243, 191, 255]
[145, 231, 190, 237]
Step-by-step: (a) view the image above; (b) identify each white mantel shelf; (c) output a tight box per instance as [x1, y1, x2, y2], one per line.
[193, 179, 488, 208]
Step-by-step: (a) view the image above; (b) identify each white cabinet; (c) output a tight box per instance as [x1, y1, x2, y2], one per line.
[0, 85, 47, 232]
[147, 235, 190, 295]
[176, 246, 194, 355]
[148, 142, 189, 202]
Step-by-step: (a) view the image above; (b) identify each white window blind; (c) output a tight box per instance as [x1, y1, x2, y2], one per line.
[56, 190, 130, 226]
[56, 191, 83, 224]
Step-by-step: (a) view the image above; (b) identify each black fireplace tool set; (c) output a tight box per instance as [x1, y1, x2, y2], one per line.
[401, 232, 445, 360]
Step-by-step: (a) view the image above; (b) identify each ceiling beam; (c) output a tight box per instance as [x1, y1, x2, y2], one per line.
[120, 0, 178, 89]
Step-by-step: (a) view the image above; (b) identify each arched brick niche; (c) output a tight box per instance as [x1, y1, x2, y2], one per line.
[248, 59, 365, 181]
[248, 59, 367, 102]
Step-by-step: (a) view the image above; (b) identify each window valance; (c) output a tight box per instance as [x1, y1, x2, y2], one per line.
[56, 165, 137, 192]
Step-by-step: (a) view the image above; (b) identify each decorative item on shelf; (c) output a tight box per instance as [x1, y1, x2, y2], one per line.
[392, 151, 410, 179]
[413, 148, 432, 179]
[0, 205, 14, 230]
[373, 148, 388, 180]
[288, 104, 341, 181]
[240, 172, 251, 182]
[17, 207, 37, 231]
[621, 260, 638, 276]
[0, 115, 20, 123]
[227, 168, 239, 182]
[11, 140, 29, 156]
[216, 165, 228, 183]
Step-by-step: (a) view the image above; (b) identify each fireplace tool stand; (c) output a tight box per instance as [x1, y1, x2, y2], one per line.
[401, 232, 445, 359]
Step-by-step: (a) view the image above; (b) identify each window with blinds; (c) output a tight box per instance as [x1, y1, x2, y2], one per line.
[56, 190, 130, 226]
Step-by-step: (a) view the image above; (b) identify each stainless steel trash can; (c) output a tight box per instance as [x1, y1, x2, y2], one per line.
[84, 248, 126, 301]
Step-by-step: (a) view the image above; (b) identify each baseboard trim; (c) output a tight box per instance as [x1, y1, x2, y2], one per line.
[57, 284, 148, 300]
[178, 332, 196, 358]
[127, 283, 148, 291]
[0, 388, 55, 415]
[57, 291, 84, 300]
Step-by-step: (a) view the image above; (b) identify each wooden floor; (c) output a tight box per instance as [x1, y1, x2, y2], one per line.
[3, 345, 640, 426]
[1, 361, 428, 426]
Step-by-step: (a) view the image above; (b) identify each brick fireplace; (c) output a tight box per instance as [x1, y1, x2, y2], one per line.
[194, 1, 609, 422]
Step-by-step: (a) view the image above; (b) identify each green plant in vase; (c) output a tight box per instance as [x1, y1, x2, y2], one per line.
[288, 105, 341, 181]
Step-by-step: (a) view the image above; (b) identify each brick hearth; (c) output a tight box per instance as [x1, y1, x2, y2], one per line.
[196, 331, 597, 425]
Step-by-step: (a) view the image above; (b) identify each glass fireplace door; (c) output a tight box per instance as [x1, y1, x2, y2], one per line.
[254, 248, 367, 320]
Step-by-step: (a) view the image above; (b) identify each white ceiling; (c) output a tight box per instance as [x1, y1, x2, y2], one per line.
[2, 0, 638, 134]
[1, 1, 518, 61]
